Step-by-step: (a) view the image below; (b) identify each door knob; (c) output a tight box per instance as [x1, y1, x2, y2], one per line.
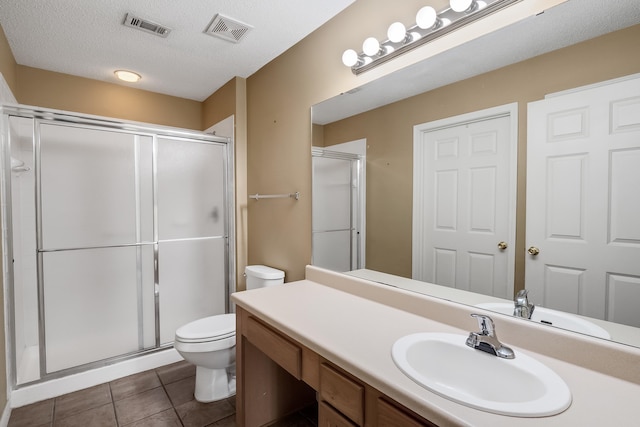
[497, 241, 508, 250]
[528, 246, 540, 256]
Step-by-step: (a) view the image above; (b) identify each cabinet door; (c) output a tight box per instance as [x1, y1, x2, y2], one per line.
[319, 401, 357, 427]
[319, 364, 364, 426]
[377, 398, 437, 427]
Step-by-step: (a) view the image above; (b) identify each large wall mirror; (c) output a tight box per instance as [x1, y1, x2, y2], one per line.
[311, 0, 640, 348]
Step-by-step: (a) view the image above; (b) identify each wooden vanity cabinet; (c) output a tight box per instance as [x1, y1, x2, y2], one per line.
[319, 363, 364, 425]
[317, 361, 436, 427]
[376, 398, 437, 427]
[236, 307, 437, 427]
[319, 401, 358, 427]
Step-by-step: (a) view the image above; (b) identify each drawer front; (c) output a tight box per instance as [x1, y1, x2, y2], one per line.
[319, 401, 358, 427]
[377, 398, 437, 427]
[244, 316, 302, 379]
[319, 363, 364, 426]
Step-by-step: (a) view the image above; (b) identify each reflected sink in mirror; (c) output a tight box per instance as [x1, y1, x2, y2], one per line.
[476, 303, 611, 339]
[391, 333, 572, 417]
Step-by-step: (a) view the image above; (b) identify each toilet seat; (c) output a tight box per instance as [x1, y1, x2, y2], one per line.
[175, 313, 235, 343]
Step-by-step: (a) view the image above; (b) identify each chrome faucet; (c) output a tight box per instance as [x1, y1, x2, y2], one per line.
[514, 289, 535, 319]
[466, 314, 515, 359]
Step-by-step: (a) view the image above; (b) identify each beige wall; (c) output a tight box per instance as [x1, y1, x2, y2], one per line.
[320, 24, 640, 289]
[15, 66, 202, 129]
[202, 78, 237, 128]
[0, 25, 16, 93]
[233, 78, 249, 291]
[246, 0, 433, 281]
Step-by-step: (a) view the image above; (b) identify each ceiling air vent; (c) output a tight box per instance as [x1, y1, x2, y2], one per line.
[123, 13, 171, 38]
[204, 14, 252, 43]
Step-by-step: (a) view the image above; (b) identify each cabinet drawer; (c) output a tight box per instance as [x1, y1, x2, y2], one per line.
[244, 316, 302, 379]
[319, 363, 364, 426]
[377, 398, 437, 427]
[319, 401, 358, 427]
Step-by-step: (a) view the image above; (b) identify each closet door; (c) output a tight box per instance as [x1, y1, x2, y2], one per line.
[413, 110, 515, 299]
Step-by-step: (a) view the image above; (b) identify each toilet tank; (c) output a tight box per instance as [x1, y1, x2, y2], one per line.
[245, 265, 284, 290]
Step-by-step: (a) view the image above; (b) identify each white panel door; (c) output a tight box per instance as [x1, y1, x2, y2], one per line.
[413, 106, 516, 299]
[526, 76, 640, 327]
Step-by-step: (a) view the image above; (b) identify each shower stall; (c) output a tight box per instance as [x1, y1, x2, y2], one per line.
[312, 147, 364, 272]
[0, 105, 234, 388]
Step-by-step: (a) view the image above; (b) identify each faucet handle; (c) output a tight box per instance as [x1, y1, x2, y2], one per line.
[515, 289, 529, 304]
[471, 313, 495, 337]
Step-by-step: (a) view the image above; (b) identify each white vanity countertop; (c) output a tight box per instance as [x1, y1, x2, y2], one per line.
[232, 270, 640, 426]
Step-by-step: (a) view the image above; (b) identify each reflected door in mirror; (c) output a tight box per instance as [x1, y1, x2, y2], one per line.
[312, 150, 364, 272]
[413, 113, 515, 299]
[526, 76, 640, 328]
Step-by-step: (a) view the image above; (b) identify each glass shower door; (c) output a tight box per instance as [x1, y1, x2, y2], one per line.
[156, 137, 227, 344]
[3, 106, 233, 386]
[312, 153, 362, 272]
[38, 123, 155, 373]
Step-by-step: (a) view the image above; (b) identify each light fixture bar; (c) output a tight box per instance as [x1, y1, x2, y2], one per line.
[346, 0, 522, 75]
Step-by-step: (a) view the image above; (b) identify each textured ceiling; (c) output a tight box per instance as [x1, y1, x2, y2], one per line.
[313, 0, 640, 124]
[0, 0, 355, 101]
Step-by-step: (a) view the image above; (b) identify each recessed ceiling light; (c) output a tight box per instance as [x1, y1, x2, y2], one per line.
[114, 70, 141, 83]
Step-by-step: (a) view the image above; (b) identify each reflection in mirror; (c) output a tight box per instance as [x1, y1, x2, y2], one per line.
[311, 0, 640, 347]
[311, 144, 366, 272]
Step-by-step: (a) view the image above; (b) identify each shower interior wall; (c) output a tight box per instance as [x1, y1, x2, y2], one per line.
[10, 129, 37, 384]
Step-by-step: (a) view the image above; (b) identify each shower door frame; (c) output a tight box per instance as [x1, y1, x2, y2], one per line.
[0, 104, 236, 388]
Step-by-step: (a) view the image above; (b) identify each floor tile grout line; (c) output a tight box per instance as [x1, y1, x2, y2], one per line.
[50, 396, 56, 426]
[153, 366, 187, 427]
[108, 380, 120, 427]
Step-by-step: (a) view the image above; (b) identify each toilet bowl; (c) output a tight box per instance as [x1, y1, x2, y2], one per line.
[174, 265, 284, 402]
[174, 313, 236, 402]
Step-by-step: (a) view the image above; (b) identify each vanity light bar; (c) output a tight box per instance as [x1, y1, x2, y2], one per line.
[343, 0, 522, 75]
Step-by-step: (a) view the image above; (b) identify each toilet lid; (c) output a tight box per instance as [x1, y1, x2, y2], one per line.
[175, 313, 235, 342]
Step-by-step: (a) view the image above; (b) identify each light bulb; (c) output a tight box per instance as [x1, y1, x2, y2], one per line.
[416, 6, 438, 29]
[387, 22, 406, 43]
[342, 49, 359, 67]
[450, 0, 475, 13]
[362, 37, 381, 56]
[114, 70, 141, 83]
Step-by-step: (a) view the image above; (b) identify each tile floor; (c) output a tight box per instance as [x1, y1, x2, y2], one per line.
[8, 361, 318, 427]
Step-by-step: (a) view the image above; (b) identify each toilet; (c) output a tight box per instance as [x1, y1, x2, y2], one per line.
[174, 265, 285, 402]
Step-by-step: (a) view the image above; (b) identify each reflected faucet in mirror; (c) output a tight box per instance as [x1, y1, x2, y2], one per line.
[514, 290, 535, 320]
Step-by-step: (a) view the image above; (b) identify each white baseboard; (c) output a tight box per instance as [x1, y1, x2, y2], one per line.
[11, 348, 182, 408]
[0, 400, 10, 427]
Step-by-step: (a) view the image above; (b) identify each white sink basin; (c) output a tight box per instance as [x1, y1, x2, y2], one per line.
[391, 333, 571, 417]
[476, 303, 611, 339]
